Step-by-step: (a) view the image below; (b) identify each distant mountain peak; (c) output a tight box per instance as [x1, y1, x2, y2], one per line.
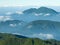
[37, 7, 58, 14]
[23, 7, 58, 14]
[23, 8, 37, 14]
[38, 7, 48, 9]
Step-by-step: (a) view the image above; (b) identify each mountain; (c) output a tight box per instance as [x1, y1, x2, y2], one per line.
[0, 33, 60, 45]
[24, 20, 60, 40]
[23, 8, 37, 14]
[23, 7, 58, 14]
[0, 20, 26, 34]
[0, 20, 60, 40]
[0, 7, 60, 22]
[38, 7, 58, 13]
[0, 19, 60, 40]
[13, 7, 60, 22]
[0, 6, 60, 40]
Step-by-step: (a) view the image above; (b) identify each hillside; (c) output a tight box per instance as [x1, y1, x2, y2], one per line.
[24, 20, 60, 40]
[0, 33, 60, 45]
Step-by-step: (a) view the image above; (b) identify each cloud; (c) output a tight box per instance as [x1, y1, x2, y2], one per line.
[12, 33, 21, 35]
[0, 16, 13, 21]
[35, 13, 43, 16]
[9, 24, 17, 27]
[16, 11, 23, 14]
[27, 25, 32, 29]
[44, 13, 50, 16]
[32, 33, 54, 39]
[0, 32, 22, 35]
[34, 13, 50, 16]
[0, 16, 4, 21]
[6, 12, 13, 15]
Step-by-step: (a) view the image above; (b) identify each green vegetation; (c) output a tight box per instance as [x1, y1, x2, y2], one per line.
[0, 33, 60, 45]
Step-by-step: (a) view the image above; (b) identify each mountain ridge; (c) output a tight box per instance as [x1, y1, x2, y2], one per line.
[0, 33, 60, 45]
[23, 7, 58, 14]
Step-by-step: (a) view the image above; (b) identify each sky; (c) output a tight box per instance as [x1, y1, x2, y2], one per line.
[0, 0, 60, 7]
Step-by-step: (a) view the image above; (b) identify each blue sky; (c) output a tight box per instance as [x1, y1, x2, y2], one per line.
[0, 0, 60, 7]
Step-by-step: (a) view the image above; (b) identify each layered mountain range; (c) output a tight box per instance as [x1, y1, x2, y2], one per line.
[0, 7, 60, 41]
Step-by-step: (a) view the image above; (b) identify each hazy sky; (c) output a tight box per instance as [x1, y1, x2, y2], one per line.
[0, 0, 60, 7]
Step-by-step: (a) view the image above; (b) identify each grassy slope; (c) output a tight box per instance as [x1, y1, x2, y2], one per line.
[0, 33, 60, 45]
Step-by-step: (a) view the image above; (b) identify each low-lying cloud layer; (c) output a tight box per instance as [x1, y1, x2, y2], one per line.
[32, 33, 54, 39]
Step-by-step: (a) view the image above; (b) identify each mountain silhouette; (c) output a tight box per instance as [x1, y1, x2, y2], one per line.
[23, 7, 58, 14]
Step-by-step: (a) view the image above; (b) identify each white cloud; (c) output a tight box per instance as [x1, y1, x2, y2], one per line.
[6, 12, 12, 15]
[27, 25, 32, 29]
[4, 16, 13, 21]
[0, 16, 13, 21]
[1, 32, 21, 35]
[9, 24, 17, 27]
[35, 13, 39, 16]
[35, 13, 43, 16]
[32, 33, 54, 39]
[0, 16, 4, 21]
[16, 11, 23, 14]
[44, 13, 50, 16]
[12, 33, 21, 35]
